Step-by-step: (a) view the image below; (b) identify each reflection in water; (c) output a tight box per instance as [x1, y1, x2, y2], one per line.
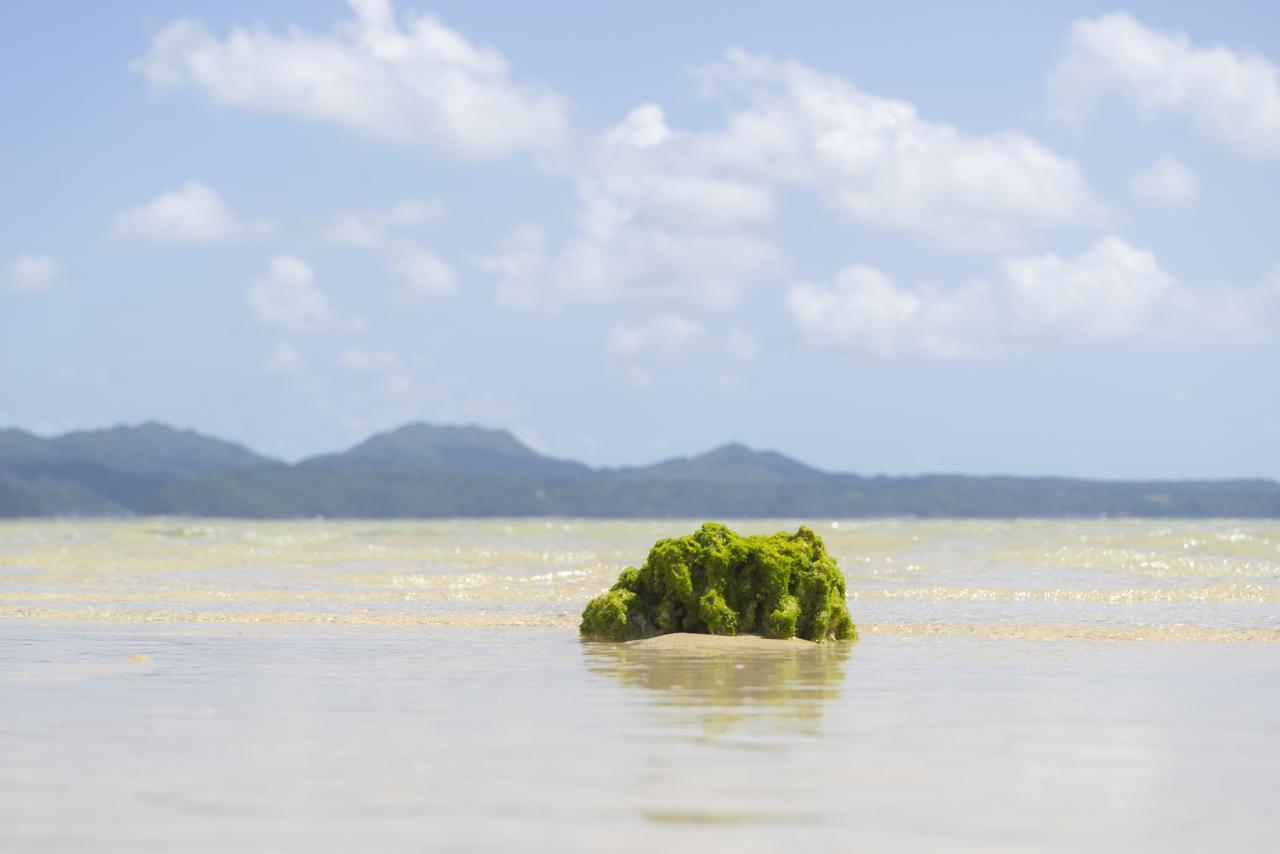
[581, 634, 853, 736]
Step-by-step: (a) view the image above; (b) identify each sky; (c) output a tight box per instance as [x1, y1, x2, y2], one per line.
[2, 0, 1279, 479]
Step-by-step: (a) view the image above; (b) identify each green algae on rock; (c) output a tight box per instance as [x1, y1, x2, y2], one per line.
[580, 523, 856, 642]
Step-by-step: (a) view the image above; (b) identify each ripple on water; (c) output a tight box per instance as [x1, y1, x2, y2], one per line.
[0, 518, 1277, 643]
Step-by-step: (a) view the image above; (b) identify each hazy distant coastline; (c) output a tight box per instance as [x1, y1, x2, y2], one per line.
[2, 421, 1277, 519]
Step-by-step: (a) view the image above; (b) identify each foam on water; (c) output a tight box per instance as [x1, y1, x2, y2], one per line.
[1, 517, 1276, 641]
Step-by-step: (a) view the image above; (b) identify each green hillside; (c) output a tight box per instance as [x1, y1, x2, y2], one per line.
[1, 421, 1277, 518]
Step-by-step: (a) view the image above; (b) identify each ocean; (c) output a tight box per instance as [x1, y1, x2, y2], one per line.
[2, 518, 1277, 852]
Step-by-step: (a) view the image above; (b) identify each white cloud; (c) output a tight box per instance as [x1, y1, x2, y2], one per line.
[604, 102, 669, 148]
[248, 255, 364, 333]
[264, 340, 305, 376]
[1000, 237, 1179, 339]
[697, 49, 1105, 251]
[483, 52, 1103, 311]
[1129, 156, 1200, 208]
[1051, 11, 1280, 158]
[320, 199, 457, 301]
[135, 0, 567, 158]
[481, 103, 782, 311]
[554, 196, 779, 309]
[789, 265, 951, 357]
[4, 254, 60, 293]
[592, 104, 776, 233]
[113, 181, 273, 245]
[787, 236, 1267, 358]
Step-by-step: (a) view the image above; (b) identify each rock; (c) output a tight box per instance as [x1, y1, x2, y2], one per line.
[580, 522, 856, 642]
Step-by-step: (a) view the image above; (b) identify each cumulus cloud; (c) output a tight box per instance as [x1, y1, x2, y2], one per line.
[479, 102, 782, 311]
[554, 198, 779, 309]
[999, 237, 1180, 339]
[135, 0, 567, 158]
[113, 181, 273, 245]
[1129, 156, 1200, 209]
[483, 52, 1103, 311]
[787, 236, 1269, 358]
[4, 254, 60, 293]
[320, 199, 457, 301]
[248, 255, 364, 333]
[699, 49, 1106, 252]
[1051, 11, 1280, 158]
[788, 265, 957, 357]
[568, 106, 780, 305]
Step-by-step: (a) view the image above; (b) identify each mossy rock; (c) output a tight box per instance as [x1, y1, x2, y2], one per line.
[580, 522, 856, 642]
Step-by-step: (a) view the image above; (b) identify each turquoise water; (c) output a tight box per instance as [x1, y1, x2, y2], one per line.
[2, 518, 1278, 851]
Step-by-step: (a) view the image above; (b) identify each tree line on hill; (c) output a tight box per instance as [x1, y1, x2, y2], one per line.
[1, 421, 1277, 518]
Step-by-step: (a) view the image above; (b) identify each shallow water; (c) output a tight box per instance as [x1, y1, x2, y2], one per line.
[2, 518, 1278, 851]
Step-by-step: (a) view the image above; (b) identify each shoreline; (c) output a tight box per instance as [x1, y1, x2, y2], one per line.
[1, 609, 1276, 644]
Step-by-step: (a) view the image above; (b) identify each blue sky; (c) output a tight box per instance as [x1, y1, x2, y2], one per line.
[3, 0, 1279, 478]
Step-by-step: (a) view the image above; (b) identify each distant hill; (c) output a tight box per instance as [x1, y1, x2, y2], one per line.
[0, 422, 277, 515]
[302, 423, 591, 479]
[46, 422, 273, 475]
[1, 422, 272, 474]
[0, 428, 56, 466]
[1, 420, 1278, 518]
[619, 442, 826, 483]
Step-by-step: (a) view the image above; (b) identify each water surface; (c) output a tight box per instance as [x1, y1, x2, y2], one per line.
[2, 518, 1277, 851]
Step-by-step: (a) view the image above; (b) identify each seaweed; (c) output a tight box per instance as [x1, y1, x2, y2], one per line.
[580, 523, 856, 642]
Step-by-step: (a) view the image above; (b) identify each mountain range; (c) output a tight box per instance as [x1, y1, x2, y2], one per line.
[1, 421, 1277, 518]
